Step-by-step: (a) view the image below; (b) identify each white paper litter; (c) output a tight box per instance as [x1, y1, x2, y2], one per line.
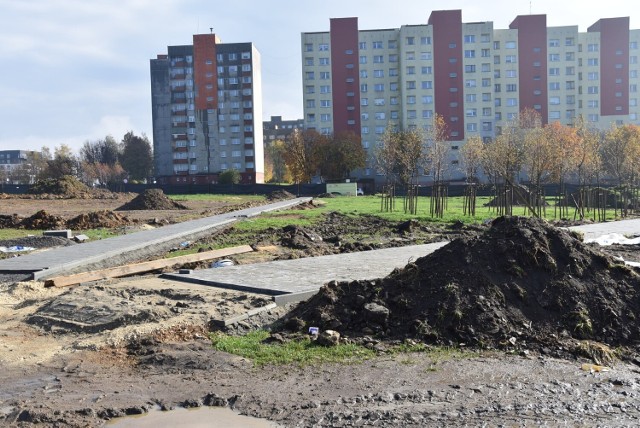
[584, 233, 640, 246]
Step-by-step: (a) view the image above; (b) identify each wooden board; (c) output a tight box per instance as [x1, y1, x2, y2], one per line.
[44, 245, 254, 288]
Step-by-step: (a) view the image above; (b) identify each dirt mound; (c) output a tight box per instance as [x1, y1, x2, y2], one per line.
[20, 210, 67, 230]
[0, 214, 21, 229]
[28, 176, 91, 198]
[282, 216, 640, 349]
[67, 210, 133, 229]
[0, 235, 76, 250]
[116, 189, 188, 211]
[266, 190, 295, 201]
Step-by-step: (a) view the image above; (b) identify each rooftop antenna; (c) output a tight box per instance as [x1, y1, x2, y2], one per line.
[210, 27, 214, 34]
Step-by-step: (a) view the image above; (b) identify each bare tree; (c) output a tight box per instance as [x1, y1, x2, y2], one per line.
[423, 114, 450, 218]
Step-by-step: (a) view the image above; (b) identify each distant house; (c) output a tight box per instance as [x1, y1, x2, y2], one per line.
[263, 115, 304, 146]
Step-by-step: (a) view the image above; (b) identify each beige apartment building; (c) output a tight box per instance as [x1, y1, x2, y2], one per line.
[301, 10, 640, 182]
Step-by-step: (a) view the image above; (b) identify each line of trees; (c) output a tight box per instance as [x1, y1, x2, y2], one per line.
[5, 131, 153, 186]
[265, 129, 366, 185]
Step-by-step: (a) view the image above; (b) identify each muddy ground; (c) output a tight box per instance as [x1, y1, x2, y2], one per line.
[2, 194, 640, 426]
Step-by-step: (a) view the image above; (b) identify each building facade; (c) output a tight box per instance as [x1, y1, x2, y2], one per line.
[151, 34, 264, 185]
[263, 115, 304, 146]
[0, 150, 38, 184]
[301, 11, 640, 182]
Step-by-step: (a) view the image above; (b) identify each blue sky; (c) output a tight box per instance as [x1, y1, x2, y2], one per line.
[0, 0, 636, 153]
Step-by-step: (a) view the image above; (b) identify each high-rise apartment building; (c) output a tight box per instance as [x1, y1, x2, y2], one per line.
[151, 34, 264, 185]
[302, 11, 640, 181]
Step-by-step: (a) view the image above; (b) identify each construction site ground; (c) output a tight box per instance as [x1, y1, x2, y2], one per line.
[2, 192, 640, 427]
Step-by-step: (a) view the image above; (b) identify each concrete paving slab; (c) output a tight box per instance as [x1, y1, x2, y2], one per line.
[0, 197, 311, 280]
[162, 242, 449, 298]
[568, 218, 640, 240]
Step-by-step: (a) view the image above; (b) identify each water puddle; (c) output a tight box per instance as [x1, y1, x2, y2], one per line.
[107, 406, 281, 427]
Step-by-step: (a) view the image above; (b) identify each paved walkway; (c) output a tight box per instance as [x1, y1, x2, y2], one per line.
[0, 198, 311, 280]
[568, 218, 640, 240]
[163, 242, 449, 304]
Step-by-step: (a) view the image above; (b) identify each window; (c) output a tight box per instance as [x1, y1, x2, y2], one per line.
[320, 85, 330, 94]
[390, 97, 399, 105]
[306, 85, 315, 94]
[375, 112, 386, 120]
[588, 114, 599, 122]
[481, 48, 490, 58]
[406, 95, 416, 104]
[319, 57, 330, 65]
[361, 98, 368, 106]
[305, 43, 313, 52]
[360, 83, 368, 92]
[420, 52, 432, 60]
[506, 84, 517, 92]
[482, 63, 491, 72]
[390, 111, 399, 119]
[549, 96, 561, 105]
[507, 98, 518, 107]
[306, 99, 315, 108]
[505, 55, 516, 63]
[361, 126, 369, 134]
[481, 33, 490, 43]
[549, 67, 560, 76]
[359, 56, 367, 64]
[467, 123, 477, 131]
[321, 114, 331, 122]
[320, 100, 331, 107]
[242, 64, 251, 72]
[374, 55, 384, 63]
[389, 54, 398, 63]
[464, 35, 476, 43]
[465, 65, 476, 73]
[319, 43, 329, 51]
[406, 110, 417, 119]
[305, 71, 315, 80]
[228, 53, 237, 60]
[631, 56, 638, 64]
[588, 44, 598, 52]
[422, 81, 433, 89]
[505, 41, 516, 49]
[374, 83, 385, 92]
[465, 79, 477, 87]
[372, 41, 383, 49]
[422, 95, 433, 104]
[406, 51, 416, 60]
[588, 86, 599, 94]
[566, 95, 575, 104]
[359, 41, 367, 50]
[549, 111, 561, 119]
[493, 41, 500, 50]
[482, 107, 492, 117]
[466, 108, 477, 117]
[566, 66, 575, 76]
[390, 82, 398, 91]
[406, 66, 415, 75]
[632, 84, 638, 93]
[420, 36, 431, 45]
[482, 93, 491, 102]
[632, 41, 639, 50]
[566, 52, 575, 61]
[406, 36, 415, 45]
[549, 82, 560, 90]
[464, 50, 476, 58]
[374, 69, 384, 78]
[588, 58, 599, 66]
[421, 110, 432, 119]
[389, 68, 399, 76]
[482, 78, 491, 87]
[320, 71, 330, 80]
[506, 69, 517, 78]
[549, 39, 559, 47]
[375, 126, 385, 134]
[374, 98, 385, 106]
[588, 72, 599, 80]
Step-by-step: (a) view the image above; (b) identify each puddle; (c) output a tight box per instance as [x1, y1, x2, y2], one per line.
[107, 406, 281, 427]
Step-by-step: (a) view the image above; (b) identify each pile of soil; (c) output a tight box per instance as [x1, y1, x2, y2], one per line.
[116, 189, 188, 211]
[0, 214, 21, 228]
[266, 190, 295, 201]
[67, 210, 133, 229]
[0, 235, 76, 250]
[20, 210, 67, 230]
[28, 176, 91, 198]
[282, 216, 640, 350]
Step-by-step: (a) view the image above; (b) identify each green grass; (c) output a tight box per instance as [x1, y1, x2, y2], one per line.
[0, 229, 38, 241]
[210, 330, 375, 367]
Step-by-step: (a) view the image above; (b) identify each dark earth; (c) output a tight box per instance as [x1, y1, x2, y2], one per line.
[2, 191, 640, 426]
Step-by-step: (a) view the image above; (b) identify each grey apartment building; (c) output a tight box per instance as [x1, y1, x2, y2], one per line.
[150, 34, 264, 184]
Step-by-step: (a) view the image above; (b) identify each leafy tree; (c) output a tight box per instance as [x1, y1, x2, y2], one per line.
[79, 136, 121, 166]
[43, 144, 78, 179]
[283, 129, 323, 184]
[459, 135, 484, 182]
[218, 169, 241, 185]
[265, 139, 290, 183]
[319, 131, 366, 181]
[121, 132, 153, 181]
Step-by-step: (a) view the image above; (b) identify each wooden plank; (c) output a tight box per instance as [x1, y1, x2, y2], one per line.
[44, 245, 254, 288]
